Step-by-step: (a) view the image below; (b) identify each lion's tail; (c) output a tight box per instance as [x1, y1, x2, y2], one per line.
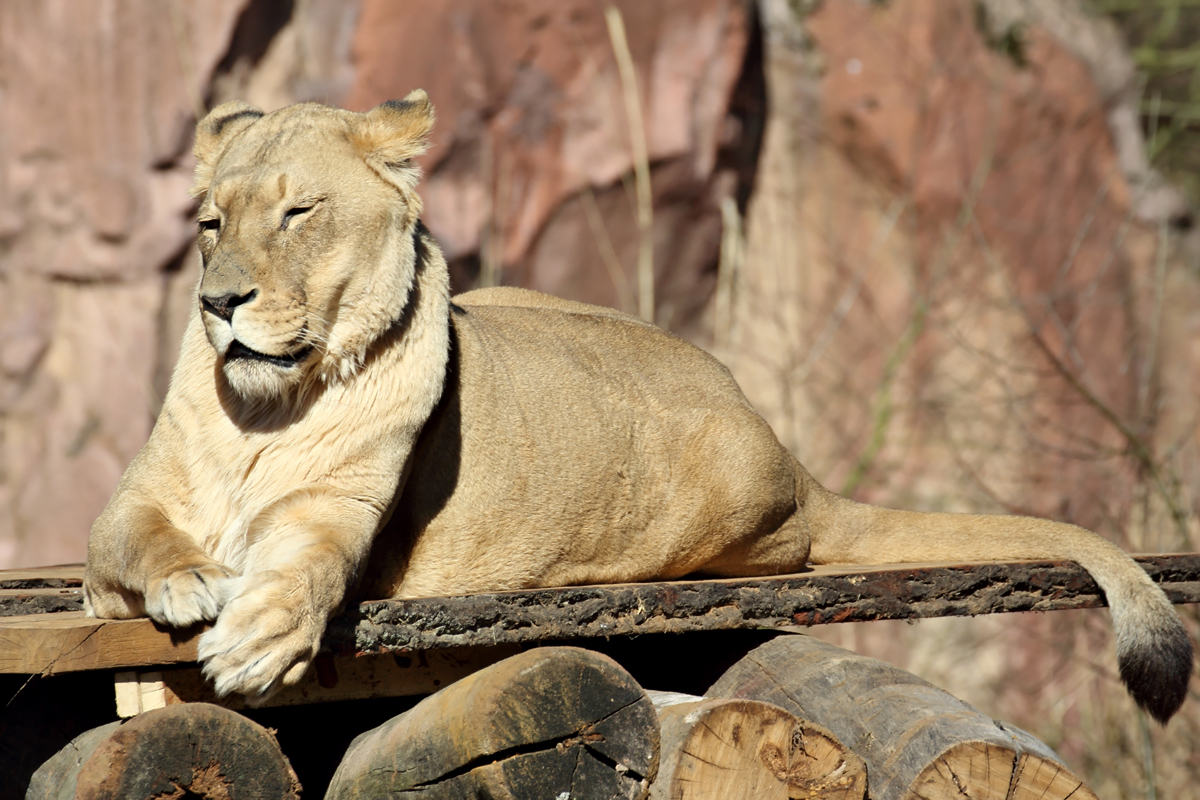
[802, 481, 1193, 723]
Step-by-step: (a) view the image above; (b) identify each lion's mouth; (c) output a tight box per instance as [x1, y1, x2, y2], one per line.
[225, 340, 313, 368]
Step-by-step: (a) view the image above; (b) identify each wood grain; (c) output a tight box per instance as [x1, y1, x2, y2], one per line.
[0, 613, 202, 674]
[648, 694, 866, 800]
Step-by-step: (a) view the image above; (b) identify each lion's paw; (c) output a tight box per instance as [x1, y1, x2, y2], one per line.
[197, 572, 322, 703]
[144, 561, 236, 628]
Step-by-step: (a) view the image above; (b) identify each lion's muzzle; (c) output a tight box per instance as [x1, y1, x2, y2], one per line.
[202, 289, 259, 322]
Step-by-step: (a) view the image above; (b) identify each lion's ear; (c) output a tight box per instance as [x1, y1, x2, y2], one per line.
[191, 101, 264, 198]
[354, 89, 436, 195]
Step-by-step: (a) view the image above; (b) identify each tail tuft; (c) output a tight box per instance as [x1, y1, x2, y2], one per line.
[1118, 613, 1193, 724]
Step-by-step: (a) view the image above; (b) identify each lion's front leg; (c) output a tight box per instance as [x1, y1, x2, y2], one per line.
[197, 488, 380, 702]
[85, 499, 236, 627]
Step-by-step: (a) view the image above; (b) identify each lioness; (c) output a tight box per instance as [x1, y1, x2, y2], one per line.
[83, 92, 1192, 721]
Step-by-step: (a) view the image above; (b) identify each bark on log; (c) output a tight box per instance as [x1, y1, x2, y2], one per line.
[328, 556, 1200, 655]
[706, 634, 1098, 800]
[325, 646, 659, 800]
[26, 702, 300, 800]
[0, 566, 83, 618]
[647, 691, 866, 800]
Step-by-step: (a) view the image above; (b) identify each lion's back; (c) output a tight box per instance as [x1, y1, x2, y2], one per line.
[367, 289, 799, 598]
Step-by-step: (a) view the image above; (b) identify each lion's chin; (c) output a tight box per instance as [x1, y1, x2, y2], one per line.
[220, 342, 314, 401]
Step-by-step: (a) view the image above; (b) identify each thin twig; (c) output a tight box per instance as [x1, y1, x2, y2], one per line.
[581, 186, 636, 313]
[714, 196, 743, 349]
[605, 6, 655, 323]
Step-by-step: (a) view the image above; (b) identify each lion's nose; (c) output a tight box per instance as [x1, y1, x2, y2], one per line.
[201, 289, 258, 322]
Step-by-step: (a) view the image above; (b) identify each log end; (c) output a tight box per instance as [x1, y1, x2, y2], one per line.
[28, 703, 300, 800]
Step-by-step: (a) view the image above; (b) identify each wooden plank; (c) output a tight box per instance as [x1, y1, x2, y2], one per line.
[1, 556, 1197, 675]
[0, 564, 85, 617]
[114, 644, 523, 717]
[0, 613, 202, 674]
[0, 565, 83, 589]
[331, 556, 1200, 657]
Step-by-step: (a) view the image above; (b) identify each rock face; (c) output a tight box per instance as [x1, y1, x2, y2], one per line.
[346, 0, 757, 328]
[732, 0, 1197, 537]
[1, 0, 1194, 602]
[0, 0, 252, 568]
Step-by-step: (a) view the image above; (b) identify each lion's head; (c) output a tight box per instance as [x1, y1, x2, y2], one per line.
[189, 90, 434, 401]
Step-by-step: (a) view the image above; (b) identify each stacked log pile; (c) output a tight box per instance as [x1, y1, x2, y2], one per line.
[30, 644, 1099, 799]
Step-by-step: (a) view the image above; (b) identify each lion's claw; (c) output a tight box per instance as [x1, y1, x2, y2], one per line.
[197, 572, 322, 702]
[144, 562, 236, 627]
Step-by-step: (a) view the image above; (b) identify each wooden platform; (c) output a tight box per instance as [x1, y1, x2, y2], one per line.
[4, 555, 1198, 676]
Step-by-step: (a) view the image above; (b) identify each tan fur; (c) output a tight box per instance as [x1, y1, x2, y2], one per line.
[84, 96, 1191, 719]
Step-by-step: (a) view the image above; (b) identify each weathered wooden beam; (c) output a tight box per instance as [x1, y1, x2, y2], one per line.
[0, 566, 84, 617]
[0, 565, 83, 589]
[0, 588, 85, 617]
[2, 556, 1197, 674]
[0, 613, 201, 674]
[329, 556, 1200, 656]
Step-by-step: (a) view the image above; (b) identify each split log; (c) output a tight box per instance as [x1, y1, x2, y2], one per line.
[707, 634, 1098, 800]
[647, 691, 866, 800]
[26, 702, 299, 800]
[325, 646, 659, 800]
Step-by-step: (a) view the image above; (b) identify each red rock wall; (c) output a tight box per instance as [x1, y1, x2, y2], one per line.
[0, 0, 252, 567]
[346, 0, 755, 328]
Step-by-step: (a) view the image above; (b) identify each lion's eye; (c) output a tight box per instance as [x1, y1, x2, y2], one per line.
[281, 206, 314, 230]
[198, 218, 220, 234]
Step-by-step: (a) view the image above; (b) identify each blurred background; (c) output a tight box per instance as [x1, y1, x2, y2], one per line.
[2, 0, 1198, 794]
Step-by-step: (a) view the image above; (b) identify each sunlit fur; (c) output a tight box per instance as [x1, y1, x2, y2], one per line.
[84, 95, 1192, 720]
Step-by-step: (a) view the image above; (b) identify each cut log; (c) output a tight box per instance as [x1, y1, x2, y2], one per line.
[707, 634, 1098, 800]
[646, 691, 866, 800]
[26, 702, 299, 800]
[325, 646, 659, 799]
